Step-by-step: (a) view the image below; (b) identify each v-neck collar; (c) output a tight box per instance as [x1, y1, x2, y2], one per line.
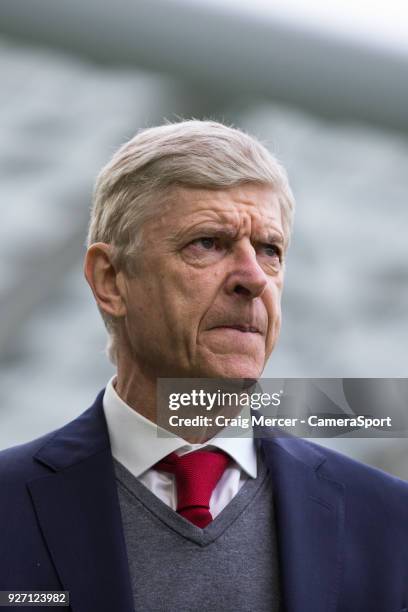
[113, 453, 269, 547]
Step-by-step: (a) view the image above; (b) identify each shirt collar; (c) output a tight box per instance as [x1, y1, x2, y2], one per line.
[103, 375, 257, 479]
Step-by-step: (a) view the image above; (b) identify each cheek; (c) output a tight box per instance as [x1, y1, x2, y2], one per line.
[266, 282, 283, 316]
[264, 286, 283, 342]
[158, 267, 218, 333]
[126, 261, 226, 347]
[172, 264, 221, 307]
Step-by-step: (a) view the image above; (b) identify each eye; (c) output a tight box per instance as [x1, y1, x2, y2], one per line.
[261, 244, 281, 259]
[191, 237, 217, 250]
[182, 235, 225, 266]
[192, 236, 215, 251]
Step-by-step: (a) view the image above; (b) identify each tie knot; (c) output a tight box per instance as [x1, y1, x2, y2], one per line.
[154, 450, 230, 528]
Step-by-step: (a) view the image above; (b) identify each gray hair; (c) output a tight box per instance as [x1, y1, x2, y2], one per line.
[87, 119, 295, 364]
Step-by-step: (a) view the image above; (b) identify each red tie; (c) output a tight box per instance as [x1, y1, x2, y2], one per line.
[154, 450, 230, 528]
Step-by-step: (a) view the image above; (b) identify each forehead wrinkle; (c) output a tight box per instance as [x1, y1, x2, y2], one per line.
[170, 208, 233, 242]
[225, 208, 284, 243]
[175, 208, 250, 241]
[165, 185, 284, 242]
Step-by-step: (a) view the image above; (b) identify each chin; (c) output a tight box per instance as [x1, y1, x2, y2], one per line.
[199, 355, 264, 381]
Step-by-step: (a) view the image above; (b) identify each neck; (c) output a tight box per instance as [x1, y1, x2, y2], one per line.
[115, 348, 257, 443]
[115, 360, 217, 444]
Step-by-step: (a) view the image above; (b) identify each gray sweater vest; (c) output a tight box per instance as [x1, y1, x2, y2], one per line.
[114, 453, 281, 612]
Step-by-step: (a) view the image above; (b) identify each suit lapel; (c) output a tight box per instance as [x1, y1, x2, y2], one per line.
[27, 392, 135, 612]
[260, 436, 345, 612]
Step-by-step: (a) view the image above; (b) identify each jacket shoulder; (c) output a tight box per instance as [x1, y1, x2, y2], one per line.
[0, 427, 62, 482]
[0, 390, 106, 483]
[307, 438, 408, 508]
[312, 439, 407, 482]
[268, 434, 408, 499]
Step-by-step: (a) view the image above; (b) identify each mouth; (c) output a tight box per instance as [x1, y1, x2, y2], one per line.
[210, 325, 261, 334]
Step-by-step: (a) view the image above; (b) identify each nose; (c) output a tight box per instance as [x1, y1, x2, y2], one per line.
[224, 242, 268, 299]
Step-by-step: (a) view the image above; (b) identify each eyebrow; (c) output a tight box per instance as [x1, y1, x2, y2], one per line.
[181, 223, 285, 247]
[263, 231, 284, 245]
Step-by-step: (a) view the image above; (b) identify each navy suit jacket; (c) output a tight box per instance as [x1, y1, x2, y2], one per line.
[1, 389, 407, 612]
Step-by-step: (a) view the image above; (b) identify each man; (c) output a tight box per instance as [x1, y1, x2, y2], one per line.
[0, 121, 407, 612]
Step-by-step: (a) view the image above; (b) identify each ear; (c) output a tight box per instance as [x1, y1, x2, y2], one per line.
[84, 243, 127, 319]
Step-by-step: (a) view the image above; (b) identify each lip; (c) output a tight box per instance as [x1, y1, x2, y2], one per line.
[210, 325, 261, 334]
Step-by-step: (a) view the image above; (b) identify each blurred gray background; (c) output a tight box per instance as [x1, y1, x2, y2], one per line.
[0, 0, 407, 478]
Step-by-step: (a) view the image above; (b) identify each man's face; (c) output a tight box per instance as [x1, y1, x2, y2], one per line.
[119, 183, 285, 380]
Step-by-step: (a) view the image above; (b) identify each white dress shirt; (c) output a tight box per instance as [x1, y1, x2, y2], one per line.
[103, 376, 257, 518]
